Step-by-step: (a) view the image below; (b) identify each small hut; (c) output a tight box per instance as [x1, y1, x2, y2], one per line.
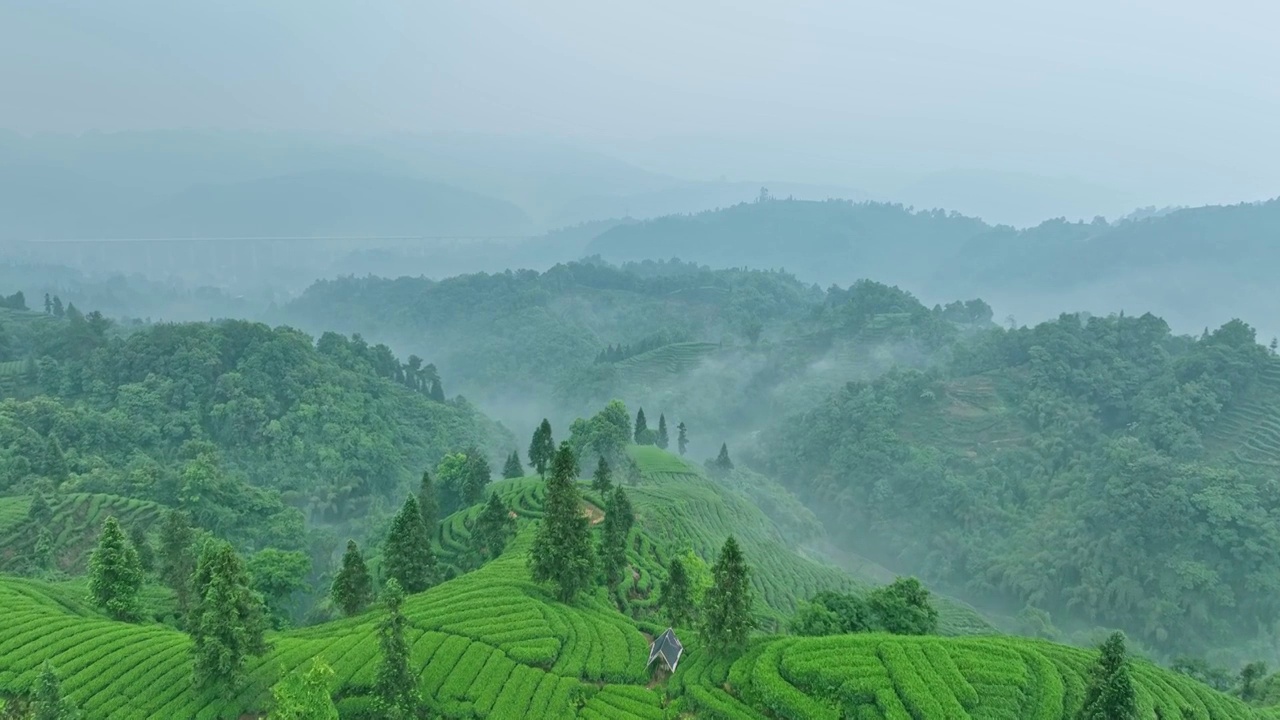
[646, 628, 684, 672]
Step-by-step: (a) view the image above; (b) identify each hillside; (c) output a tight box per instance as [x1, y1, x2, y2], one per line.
[584, 198, 991, 290]
[0, 446, 1262, 719]
[279, 259, 825, 431]
[761, 310, 1280, 660]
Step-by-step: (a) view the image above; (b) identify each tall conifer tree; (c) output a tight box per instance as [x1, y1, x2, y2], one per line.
[530, 443, 595, 602]
[87, 517, 143, 621]
[660, 556, 695, 628]
[656, 414, 669, 449]
[677, 422, 688, 456]
[634, 408, 648, 444]
[529, 419, 555, 477]
[372, 579, 424, 719]
[158, 509, 198, 614]
[190, 540, 269, 690]
[503, 450, 524, 479]
[700, 536, 754, 653]
[473, 492, 516, 560]
[592, 456, 613, 495]
[330, 540, 374, 616]
[1078, 631, 1138, 720]
[383, 496, 435, 594]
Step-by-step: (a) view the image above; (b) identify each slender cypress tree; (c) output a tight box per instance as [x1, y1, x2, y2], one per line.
[600, 487, 634, 591]
[473, 492, 517, 560]
[659, 556, 694, 628]
[417, 472, 439, 539]
[44, 293, 52, 315]
[87, 517, 143, 621]
[28, 491, 52, 525]
[330, 540, 374, 616]
[33, 526, 54, 573]
[700, 536, 754, 653]
[503, 450, 524, 479]
[1078, 631, 1138, 720]
[158, 509, 198, 614]
[530, 442, 595, 602]
[190, 540, 269, 690]
[529, 419, 555, 477]
[372, 579, 424, 719]
[31, 661, 77, 720]
[592, 456, 613, 495]
[634, 408, 648, 444]
[383, 496, 435, 594]
[656, 414, 669, 449]
[429, 378, 446, 402]
[677, 422, 688, 456]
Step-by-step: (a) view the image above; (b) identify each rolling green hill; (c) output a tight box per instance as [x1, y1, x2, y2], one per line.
[0, 448, 1263, 718]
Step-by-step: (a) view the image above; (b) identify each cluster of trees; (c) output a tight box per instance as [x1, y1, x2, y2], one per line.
[315, 331, 445, 402]
[0, 291, 26, 311]
[764, 311, 1279, 655]
[41, 294, 65, 318]
[82, 509, 271, 691]
[790, 577, 939, 637]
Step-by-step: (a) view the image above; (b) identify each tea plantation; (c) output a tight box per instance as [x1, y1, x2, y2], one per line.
[0, 449, 1267, 718]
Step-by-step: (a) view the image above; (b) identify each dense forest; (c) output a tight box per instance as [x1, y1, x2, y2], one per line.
[761, 310, 1280, 659]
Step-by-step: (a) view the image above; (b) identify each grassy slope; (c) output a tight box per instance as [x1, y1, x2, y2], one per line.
[0, 448, 1261, 719]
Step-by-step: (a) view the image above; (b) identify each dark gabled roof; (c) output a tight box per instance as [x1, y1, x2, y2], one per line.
[647, 628, 684, 671]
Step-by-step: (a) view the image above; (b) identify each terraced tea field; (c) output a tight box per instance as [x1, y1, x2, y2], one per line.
[613, 342, 720, 384]
[0, 493, 166, 573]
[0, 447, 1264, 718]
[678, 633, 1261, 720]
[0, 359, 28, 397]
[1206, 358, 1280, 468]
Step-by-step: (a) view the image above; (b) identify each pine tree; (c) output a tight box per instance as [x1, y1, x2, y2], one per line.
[31, 661, 77, 720]
[1078, 631, 1138, 720]
[461, 448, 492, 507]
[592, 456, 613, 495]
[383, 495, 435, 594]
[429, 378, 445, 403]
[267, 659, 338, 720]
[503, 450, 524, 479]
[372, 579, 424, 719]
[158, 509, 198, 614]
[530, 442, 595, 602]
[634, 408, 648, 444]
[128, 526, 154, 574]
[51, 296, 64, 318]
[190, 540, 269, 690]
[33, 526, 55, 573]
[28, 491, 52, 525]
[43, 437, 68, 483]
[712, 443, 734, 473]
[677, 422, 688, 456]
[330, 540, 374, 617]
[529, 419, 555, 477]
[659, 556, 694, 628]
[599, 487, 634, 591]
[473, 492, 516, 560]
[700, 536, 754, 653]
[656, 414, 669, 449]
[87, 517, 143, 621]
[417, 471, 439, 539]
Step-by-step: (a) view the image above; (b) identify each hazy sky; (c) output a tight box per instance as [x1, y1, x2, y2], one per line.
[4, 0, 1279, 210]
